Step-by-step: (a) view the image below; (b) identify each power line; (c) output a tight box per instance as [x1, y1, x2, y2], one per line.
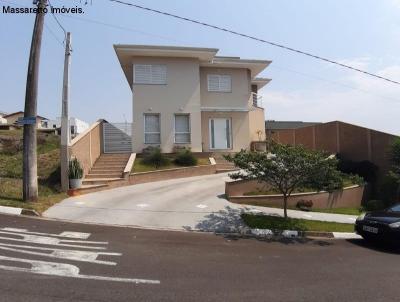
[270, 64, 400, 103]
[59, 14, 182, 43]
[47, 0, 67, 40]
[107, 0, 400, 86]
[44, 22, 64, 48]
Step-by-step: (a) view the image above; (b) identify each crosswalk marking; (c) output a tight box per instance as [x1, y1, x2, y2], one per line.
[0, 255, 160, 284]
[0, 227, 161, 284]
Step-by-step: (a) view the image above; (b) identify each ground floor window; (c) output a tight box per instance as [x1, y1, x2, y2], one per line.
[209, 118, 232, 149]
[144, 113, 161, 144]
[174, 114, 190, 144]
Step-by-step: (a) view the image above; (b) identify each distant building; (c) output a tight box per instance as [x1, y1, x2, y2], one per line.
[48, 117, 89, 138]
[0, 116, 7, 124]
[2, 111, 50, 129]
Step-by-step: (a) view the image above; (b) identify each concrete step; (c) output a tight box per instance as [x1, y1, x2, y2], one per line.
[86, 173, 123, 179]
[90, 168, 125, 173]
[216, 168, 239, 174]
[82, 178, 123, 185]
[96, 159, 128, 163]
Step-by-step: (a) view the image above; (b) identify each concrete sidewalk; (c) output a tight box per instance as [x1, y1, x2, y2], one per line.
[44, 173, 358, 231]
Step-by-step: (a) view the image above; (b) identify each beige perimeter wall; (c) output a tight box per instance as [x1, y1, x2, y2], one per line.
[69, 121, 102, 175]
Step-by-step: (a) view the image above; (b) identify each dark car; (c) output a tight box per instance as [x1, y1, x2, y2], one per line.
[355, 204, 400, 244]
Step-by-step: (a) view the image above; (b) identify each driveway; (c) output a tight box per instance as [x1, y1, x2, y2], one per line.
[44, 173, 358, 231]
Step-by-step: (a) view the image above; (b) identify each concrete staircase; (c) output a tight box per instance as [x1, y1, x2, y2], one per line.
[212, 153, 238, 173]
[82, 153, 131, 188]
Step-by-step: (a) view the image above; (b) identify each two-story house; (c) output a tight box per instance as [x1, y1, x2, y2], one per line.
[114, 44, 271, 153]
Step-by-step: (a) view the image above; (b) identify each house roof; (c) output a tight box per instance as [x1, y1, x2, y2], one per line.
[3, 111, 48, 120]
[114, 44, 272, 84]
[252, 77, 272, 89]
[265, 120, 321, 130]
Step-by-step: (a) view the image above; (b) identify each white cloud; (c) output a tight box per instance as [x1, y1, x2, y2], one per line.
[261, 62, 400, 135]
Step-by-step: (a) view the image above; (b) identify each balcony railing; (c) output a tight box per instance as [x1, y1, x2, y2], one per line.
[250, 92, 263, 108]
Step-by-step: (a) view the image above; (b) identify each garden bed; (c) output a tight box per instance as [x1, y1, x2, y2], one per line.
[242, 214, 354, 232]
[132, 153, 210, 173]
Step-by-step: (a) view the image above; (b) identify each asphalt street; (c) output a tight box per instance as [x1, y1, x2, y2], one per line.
[0, 214, 399, 302]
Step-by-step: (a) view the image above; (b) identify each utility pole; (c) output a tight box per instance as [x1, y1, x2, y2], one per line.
[61, 32, 72, 192]
[23, 0, 48, 202]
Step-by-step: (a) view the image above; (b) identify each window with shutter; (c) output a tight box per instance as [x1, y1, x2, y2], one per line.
[207, 74, 231, 92]
[134, 64, 167, 85]
[144, 114, 161, 144]
[174, 114, 190, 144]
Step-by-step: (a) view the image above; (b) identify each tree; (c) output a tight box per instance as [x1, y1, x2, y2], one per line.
[225, 143, 344, 218]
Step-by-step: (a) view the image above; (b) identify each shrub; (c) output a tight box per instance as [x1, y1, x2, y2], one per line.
[68, 158, 83, 179]
[296, 200, 313, 211]
[142, 147, 169, 168]
[364, 200, 385, 212]
[378, 174, 399, 207]
[174, 149, 198, 166]
[337, 157, 377, 183]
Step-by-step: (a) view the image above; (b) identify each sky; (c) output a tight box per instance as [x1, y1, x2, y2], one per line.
[1, 0, 400, 134]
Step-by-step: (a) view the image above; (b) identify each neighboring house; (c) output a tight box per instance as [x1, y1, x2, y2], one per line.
[48, 117, 90, 138]
[2, 111, 50, 129]
[114, 44, 271, 153]
[269, 120, 399, 181]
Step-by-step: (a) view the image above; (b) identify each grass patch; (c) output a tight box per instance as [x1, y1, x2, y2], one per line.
[0, 131, 66, 213]
[132, 156, 210, 173]
[311, 207, 362, 216]
[242, 213, 354, 232]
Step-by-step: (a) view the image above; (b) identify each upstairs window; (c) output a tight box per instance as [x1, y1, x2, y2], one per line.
[207, 74, 232, 92]
[134, 64, 167, 85]
[174, 114, 190, 144]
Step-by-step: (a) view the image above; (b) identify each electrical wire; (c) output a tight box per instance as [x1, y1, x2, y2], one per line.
[107, 0, 400, 86]
[44, 22, 65, 48]
[47, 0, 67, 40]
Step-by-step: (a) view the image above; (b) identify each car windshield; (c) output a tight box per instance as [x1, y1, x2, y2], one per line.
[389, 204, 400, 212]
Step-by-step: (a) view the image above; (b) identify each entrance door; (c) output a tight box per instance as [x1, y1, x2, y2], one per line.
[209, 118, 231, 150]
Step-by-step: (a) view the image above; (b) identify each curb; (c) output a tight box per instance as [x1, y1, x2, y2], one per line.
[215, 226, 359, 240]
[0, 205, 40, 217]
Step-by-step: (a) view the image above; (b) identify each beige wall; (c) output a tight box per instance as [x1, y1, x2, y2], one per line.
[199, 67, 251, 109]
[70, 121, 102, 176]
[226, 179, 365, 209]
[201, 111, 251, 152]
[131, 57, 202, 153]
[4, 112, 46, 129]
[270, 121, 398, 182]
[248, 107, 266, 142]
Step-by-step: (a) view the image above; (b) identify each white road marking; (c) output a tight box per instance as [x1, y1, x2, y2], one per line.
[1, 228, 91, 239]
[0, 231, 107, 245]
[302, 214, 313, 218]
[136, 204, 149, 208]
[348, 218, 356, 222]
[0, 255, 160, 284]
[75, 201, 85, 205]
[0, 243, 121, 265]
[249, 209, 262, 213]
[0, 227, 160, 284]
[196, 204, 208, 209]
[0, 235, 106, 250]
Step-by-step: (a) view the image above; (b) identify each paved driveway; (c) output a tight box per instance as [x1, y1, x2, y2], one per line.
[44, 173, 357, 231]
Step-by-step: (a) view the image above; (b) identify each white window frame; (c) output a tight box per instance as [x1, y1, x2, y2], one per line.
[134, 64, 167, 85]
[144, 113, 161, 144]
[174, 114, 191, 144]
[207, 74, 232, 92]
